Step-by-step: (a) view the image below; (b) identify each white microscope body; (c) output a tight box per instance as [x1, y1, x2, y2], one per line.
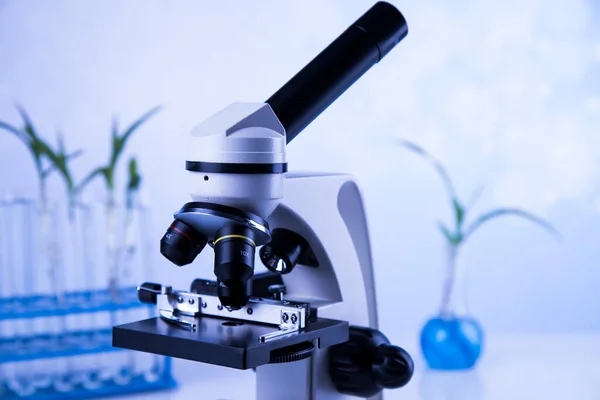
[113, 2, 413, 399]
[255, 172, 382, 400]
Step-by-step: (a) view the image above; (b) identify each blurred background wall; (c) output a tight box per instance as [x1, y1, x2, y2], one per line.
[0, 0, 599, 338]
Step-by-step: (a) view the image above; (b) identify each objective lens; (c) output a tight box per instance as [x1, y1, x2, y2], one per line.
[216, 279, 252, 310]
[213, 224, 257, 308]
[160, 219, 207, 266]
[259, 229, 308, 275]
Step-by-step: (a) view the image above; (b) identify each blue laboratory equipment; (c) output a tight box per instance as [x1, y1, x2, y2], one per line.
[0, 196, 176, 399]
[0, 289, 177, 399]
[420, 316, 484, 370]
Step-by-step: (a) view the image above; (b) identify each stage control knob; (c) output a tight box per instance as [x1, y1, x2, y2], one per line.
[137, 282, 163, 305]
[328, 326, 414, 398]
[270, 341, 314, 364]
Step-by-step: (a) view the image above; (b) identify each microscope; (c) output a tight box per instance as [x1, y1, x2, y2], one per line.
[113, 2, 414, 399]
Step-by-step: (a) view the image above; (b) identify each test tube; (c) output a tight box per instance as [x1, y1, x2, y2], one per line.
[0, 196, 9, 397]
[106, 192, 165, 385]
[98, 199, 134, 385]
[136, 196, 165, 382]
[111, 196, 144, 385]
[65, 199, 104, 389]
[2, 195, 41, 396]
[36, 200, 75, 392]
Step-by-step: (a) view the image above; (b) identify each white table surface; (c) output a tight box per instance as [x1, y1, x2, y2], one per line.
[112, 334, 600, 400]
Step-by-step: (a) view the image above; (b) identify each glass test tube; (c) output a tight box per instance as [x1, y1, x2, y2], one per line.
[99, 199, 133, 385]
[136, 198, 165, 382]
[2, 197, 43, 396]
[37, 200, 76, 393]
[66, 200, 104, 389]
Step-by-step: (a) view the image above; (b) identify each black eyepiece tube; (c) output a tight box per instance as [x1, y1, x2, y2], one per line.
[266, 2, 408, 144]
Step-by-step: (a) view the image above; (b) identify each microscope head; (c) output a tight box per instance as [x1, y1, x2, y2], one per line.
[186, 102, 287, 218]
[160, 103, 285, 308]
[159, 1, 409, 309]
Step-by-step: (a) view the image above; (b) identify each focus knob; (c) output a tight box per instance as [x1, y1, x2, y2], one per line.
[328, 326, 414, 398]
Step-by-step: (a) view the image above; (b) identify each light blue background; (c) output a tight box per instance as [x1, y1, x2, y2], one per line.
[0, 0, 599, 338]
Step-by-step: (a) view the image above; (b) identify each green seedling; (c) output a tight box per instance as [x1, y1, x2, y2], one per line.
[42, 133, 85, 209]
[396, 139, 560, 246]
[80, 106, 161, 204]
[396, 138, 561, 315]
[126, 157, 142, 209]
[0, 105, 56, 204]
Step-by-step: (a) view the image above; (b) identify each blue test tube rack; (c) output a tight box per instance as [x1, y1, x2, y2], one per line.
[0, 287, 177, 399]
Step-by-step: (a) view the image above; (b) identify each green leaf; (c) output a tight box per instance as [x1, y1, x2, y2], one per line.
[3, 108, 56, 184]
[462, 208, 561, 243]
[437, 221, 454, 242]
[30, 138, 44, 157]
[119, 105, 162, 145]
[397, 138, 459, 206]
[65, 149, 84, 161]
[128, 157, 137, 175]
[34, 137, 55, 161]
[466, 185, 484, 209]
[15, 104, 37, 140]
[103, 106, 161, 192]
[40, 135, 79, 192]
[126, 157, 142, 209]
[453, 199, 465, 227]
[127, 157, 141, 191]
[77, 167, 107, 192]
[13, 107, 53, 159]
[111, 116, 119, 140]
[110, 134, 120, 169]
[57, 133, 66, 154]
[3, 107, 83, 204]
[106, 169, 115, 190]
[437, 221, 462, 246]
[107, 116, 120, 169]
[397, 138, 467, 232]
[0, 120, 28, 142]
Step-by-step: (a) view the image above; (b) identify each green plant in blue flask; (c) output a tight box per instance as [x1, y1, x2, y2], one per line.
[396, 139, 560, 370]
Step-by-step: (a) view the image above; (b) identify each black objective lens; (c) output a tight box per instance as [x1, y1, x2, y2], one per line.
[216, 279, 252, 309]
[160, 220, 208, 266]
[259, 229, 309, 274]
[213, 224, 257, 308]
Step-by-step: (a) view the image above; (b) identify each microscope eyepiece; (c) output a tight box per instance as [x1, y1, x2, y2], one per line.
[213, 224, 257, 308]
[163, 2, 408, 310]
[266, 1, 408, 144]
[160, 220, 208, 267]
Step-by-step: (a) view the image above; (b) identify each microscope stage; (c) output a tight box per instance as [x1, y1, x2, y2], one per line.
[113, 315, 348, 370]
